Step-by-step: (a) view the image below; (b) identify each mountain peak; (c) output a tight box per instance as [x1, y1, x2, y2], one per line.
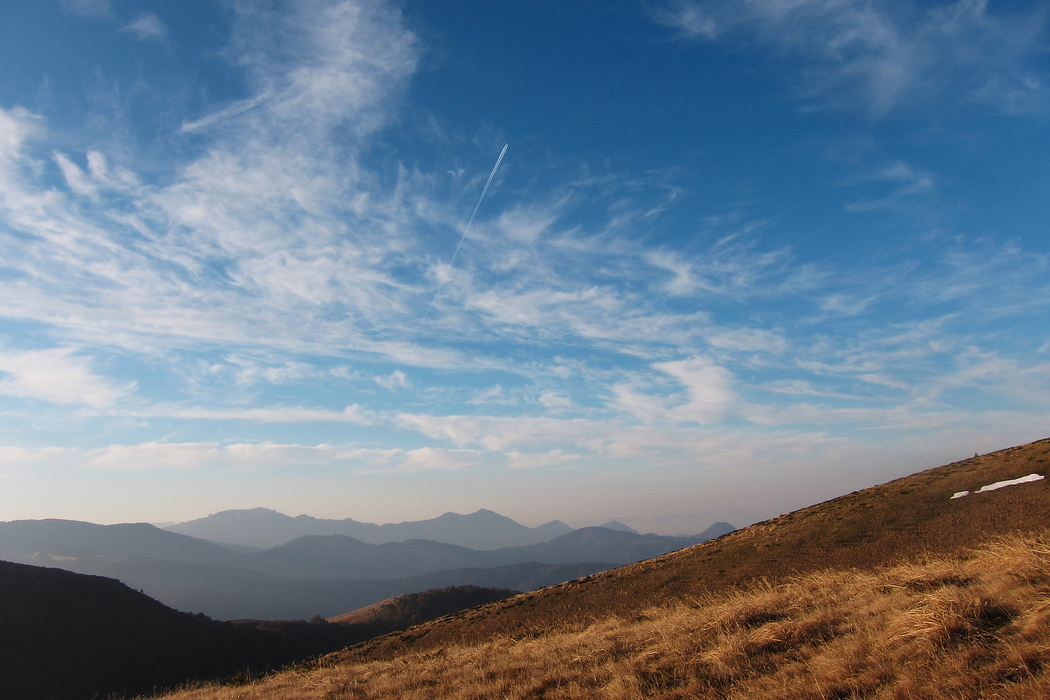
[598, 520, 639, 534]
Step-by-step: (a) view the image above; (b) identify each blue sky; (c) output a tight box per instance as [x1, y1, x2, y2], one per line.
[0, 0, 1048, 533]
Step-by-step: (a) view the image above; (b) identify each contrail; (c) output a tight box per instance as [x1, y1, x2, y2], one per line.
[418, 144, 508, 327]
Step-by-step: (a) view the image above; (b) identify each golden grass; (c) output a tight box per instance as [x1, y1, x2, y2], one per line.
[154, 531, 1050, 700]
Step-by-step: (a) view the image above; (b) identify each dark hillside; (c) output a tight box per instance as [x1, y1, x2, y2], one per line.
[342, 437, 1050, 661]
[0, 560, 359, 700]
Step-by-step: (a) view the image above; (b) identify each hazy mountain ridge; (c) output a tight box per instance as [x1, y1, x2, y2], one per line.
[246, 527, 707, 581]
[5, 549, 614, 621]
[0, 519, 715, 619]
[165, 507, 575, 550]
[0, 519, 242, 567]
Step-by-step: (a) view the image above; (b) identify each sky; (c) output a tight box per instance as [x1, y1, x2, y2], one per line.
[0, 0, 1048, 534]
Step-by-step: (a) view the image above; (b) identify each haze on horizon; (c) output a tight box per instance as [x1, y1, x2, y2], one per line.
[0, 0, 1048, 535]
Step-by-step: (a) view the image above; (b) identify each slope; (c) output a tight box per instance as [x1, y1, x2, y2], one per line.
[156, 530, 1050, 700]
[339, 436, 1050, 660]
[148, 436, 1050, 700]
[0, 560, 359, 700]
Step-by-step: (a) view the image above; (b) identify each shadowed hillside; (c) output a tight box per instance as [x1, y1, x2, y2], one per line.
[0, 565, 525, 700]
[0, 560, 353, 700]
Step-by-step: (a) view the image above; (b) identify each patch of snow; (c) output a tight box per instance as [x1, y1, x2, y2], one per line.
[950, 473, 1044, 500]
[975, 473, 1044, 493]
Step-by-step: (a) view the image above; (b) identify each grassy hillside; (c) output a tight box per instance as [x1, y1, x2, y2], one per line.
[325, 586, 518, 638]
[154, 530, 1050, 699]
[345, 436, 1050, 657]
[150, 437, 1050, 699]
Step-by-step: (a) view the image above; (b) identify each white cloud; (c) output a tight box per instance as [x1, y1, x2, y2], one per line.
[468, 385, 509, 405]
[402, 446, 485, 471]
[506, 449, 578, 470]
[654, 356, 735, 424]
[52, 152, 99, 199]
[121, 12, 166, 41]
[87, 441, 221, 470]
[84, 440, 357, 471]
[0, 348, 131, 408]
[137, 404, 374, 425]
[539, 391, 573, 409]
[375, 370, 409, 391]
[706, 327, 786, 353]
[0, 107, 41, 163]
[759, 379, 863, 400]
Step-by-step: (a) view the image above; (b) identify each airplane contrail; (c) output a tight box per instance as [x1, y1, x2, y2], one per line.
[418, 144, 508, 327]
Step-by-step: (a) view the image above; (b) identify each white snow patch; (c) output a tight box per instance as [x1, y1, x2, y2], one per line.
[950, 473, 1044, 500]
[975, 473, 1044, 493]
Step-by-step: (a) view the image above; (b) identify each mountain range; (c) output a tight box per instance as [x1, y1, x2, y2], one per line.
[0, 513, 733, 620]
[164, 507, 576, 550]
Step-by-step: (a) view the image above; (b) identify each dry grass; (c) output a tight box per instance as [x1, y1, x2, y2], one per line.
[154, 530, 1050, 699]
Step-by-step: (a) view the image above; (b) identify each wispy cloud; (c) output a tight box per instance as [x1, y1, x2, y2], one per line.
[178, 90, 274, 134]
[59, 0, 111, 18]
[656, 0, 1050, 115]
[375, 370, 410, 391]
[1, 0, 1049, 528]
[0, 348, 132, 408]
[121, 12, 165, 40]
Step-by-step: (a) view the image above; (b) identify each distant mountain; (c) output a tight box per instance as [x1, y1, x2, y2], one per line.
[0, 560, 361, 700]
[597, 520, 638, 534]
[696, 521, 735, 540]
[243, 527, 707, 581]
[489, 527, 704, 567]
[1, 516, 729, 620]
[15, 551, 612, 620]
[245, 535, 484, 580]
[166, 507, 574, 550]
[0, 519, 242, 567]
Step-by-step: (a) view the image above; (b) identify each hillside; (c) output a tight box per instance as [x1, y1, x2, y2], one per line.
[155, 529, 1050, 699]
[0, 560, 361, 700]
[0, 563, 533, 700]
[345, 437, 1050, 657]
[149, 437, 1050, 699]
[326, 585, 518, 632]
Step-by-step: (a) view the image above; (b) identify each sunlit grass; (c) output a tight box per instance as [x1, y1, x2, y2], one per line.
[155, 531, 1050, 699]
